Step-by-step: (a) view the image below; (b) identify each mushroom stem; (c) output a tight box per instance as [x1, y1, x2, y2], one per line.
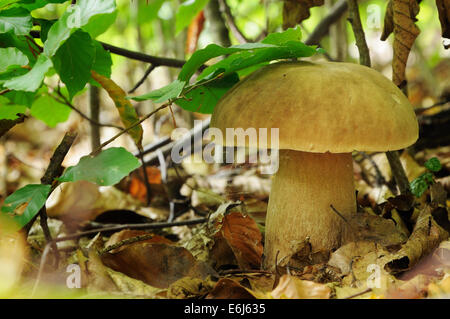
[263, 150, 356, 270]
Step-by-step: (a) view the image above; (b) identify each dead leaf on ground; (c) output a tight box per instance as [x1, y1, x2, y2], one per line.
[218, 211, 263, 270]
[381, 0, 421, 87]
[101, 242, 216, 289]
[384, 205, 449, 274]
[282, 0, 324, 29]
[270, 275, 331, 299]
[167, 276, 214, 299]
[104, 229, 172, 253]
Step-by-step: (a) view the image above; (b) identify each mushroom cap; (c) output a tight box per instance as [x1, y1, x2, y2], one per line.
[210, 61, 419, 153]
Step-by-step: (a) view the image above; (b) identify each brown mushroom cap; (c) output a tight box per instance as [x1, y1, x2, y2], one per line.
[210, 61, 419, 153]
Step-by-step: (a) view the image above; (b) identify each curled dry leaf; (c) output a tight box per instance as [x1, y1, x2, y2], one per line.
[270, 275, 331, 299]
[186, 11, 205, 54]
[101, 242, 216, 289]
[381, 0, 421, 87]
[384, 205, 449, 274]
[282, 0, 324, 29]
[436, 0, 450, 39]
[217, 211, 263, 270]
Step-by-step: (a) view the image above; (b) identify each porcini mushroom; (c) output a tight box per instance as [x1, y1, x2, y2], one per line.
[210, 61, 419, 270]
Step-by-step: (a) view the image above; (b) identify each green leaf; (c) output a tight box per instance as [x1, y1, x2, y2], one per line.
[131, 79, 186, 103]
[52, 30, 95, 99]
[178, 43, 273, 82]
[4, 54, 52, 91]
[0, 7, 32, 35]
[175, 0, 209, 35]
[410, 172, 434, 197]
[44, 0, 116, 57]
[91, 40, 112, 77]
[0, 32, 37, 63]
[0, 1, 20, 10]
[30, 95, 71, 127]
[0, 95, 26, 119]
[137, 0, 165, 24]
[0, 47, 28, 72]
[198, 42, 317, 81]
[424, 157, 442, 172]
[19, 0, 67, 11]
[261, 26, 302, 45]
[1, 184, 51, 229]
[176, 73, 239, 114]
[58, 147, 141, 186]
[3, 89, 35, 106]
[82, 10, 117, 38]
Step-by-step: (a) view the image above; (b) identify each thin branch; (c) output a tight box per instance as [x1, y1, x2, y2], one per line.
[346, 0, 411, 195]
[100, 42, 186, 68]
[53, 87, 123, 130]
[305, 0, 349, 45]
[90, 103, 169, 156]
[218, 0, 250, 44]
[128, 64, 156, 93]
[29, 30, 186, 68]
[347, 0, 371, 67]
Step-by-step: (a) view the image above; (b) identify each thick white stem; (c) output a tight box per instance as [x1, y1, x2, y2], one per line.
[263, 150, 356, 270]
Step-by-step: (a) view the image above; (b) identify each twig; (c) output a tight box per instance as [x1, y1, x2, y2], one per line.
[29, 30, 186, 69]
[344, 287, 372, 299]
[347, 0, 371, 67]
[305, 0, 348, 45]
[100, 42, 186, 68]
[53, 88, 123, 130]
[218, 0, 250, 44]
[386, 151, 411, 195]
[346, 0, 411, 195]
[89, 84, 101, 150]
[128, 64, 156, 93]
[90, 103, 169, 156]
[33, 132, 77, 266]
[99, 233, 154, 255]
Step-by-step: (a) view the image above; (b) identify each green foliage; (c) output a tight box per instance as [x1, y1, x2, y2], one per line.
[0, 95, 26, 119]
[91, 40, 112, 78]
[0, 47, 28, 72]
[0, 7, 32, 35]
[43, 0, 116, 56]
[3, 54, 52, 92]
[175, 0, 209, 35]
[176, 73, 240, 113]
[58, 147, 141, 186]
[410, 157, 442, 197]
[131, 26, 319, 114]
[30, 95, 71, 127]
[424, 157, 442, 172]
[131, 79, 186, 103]
[52, 30, 95, 99]
[1, 184, 51, 229]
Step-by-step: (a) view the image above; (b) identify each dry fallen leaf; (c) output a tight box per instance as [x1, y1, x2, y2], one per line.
[282, 0, 324, 29]
[218, 211, 263, 270]
[101, 242, 216, 289]
[167, 276, 214, 299]
[270, 275, 331, 299]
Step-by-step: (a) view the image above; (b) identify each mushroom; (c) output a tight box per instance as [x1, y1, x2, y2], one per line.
[210, 61, 419, 270]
